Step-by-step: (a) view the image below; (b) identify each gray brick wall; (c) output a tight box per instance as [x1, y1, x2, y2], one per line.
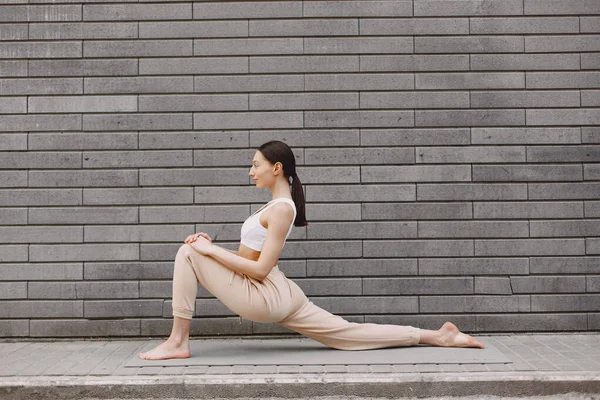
[0, 0, 598, 338]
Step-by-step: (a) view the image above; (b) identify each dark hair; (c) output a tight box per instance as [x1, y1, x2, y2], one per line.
[257, 140, 307, 227]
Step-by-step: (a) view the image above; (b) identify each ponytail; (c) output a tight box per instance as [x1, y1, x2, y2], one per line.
[290, 174, 307, 227]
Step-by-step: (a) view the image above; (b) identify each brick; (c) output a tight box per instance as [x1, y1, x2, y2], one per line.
[361, 18, 467, 35]
[0, 78, 82, 94]
[0, 97, 26, 114]
[302, 203, 360, 221]
[591, 314, 600, 330]
[582, 54, 600, 70]
[588, 276, 600, 292]
[0, 226, 82, 243]
[526, 35, 600, 52]
[0, 171, 26, 187]
[364, 277, 472, 295]
[141, 58, 247, 75]
[418, 183, 527, 201]
[83, 4, 191, 21]
[29, 132, 137, 150]
[361, 91, 469, 109]
[193, 186, 271, 204]
[531, 295, 599, 312]
[85, 77, 192, 94]
[415, 0, 523, 16]
[250, 129, 359, 147]
[417, 72, 524, 89]
[588, 238, 600, 255]
[527, 109, 600, 126]
[585, 201, 600, 217]
[250, 55, 358, 73]
[306, 110, 414, 128]
[0, 320, 28, 337]
[529, 145, 600, 162]
[471, 127, 580, 145]
[361, 55, 469, 71]
[475, 238, 585, 256]
[140, 168, 247, 186]
[31, 95, 137, 113]
[30, 244, 139, 262]
[471, 54, 579, 71]
[363, 239, 473, 257]
[140, 131, 248, 149]
[29, 22, 137, 39]
[83, 150, 192, 168]
[84, 187, 193, 205]
[527, 72, 600, 89]
[84, 225, 193, 242]
[84, 300, 163, 318]
[195, 38, 302, 56]
[306, 73, 413, 91]
[582, 90, 600, 107]
[83, 114, 192, 131]
[250, 19, 357, 36]
[0, 114, 81, 132]
[143, 318, 250, 336]
[586, 164, 600, 180]
[0, 41, 81, 58]
[139, 94, 247, 112]
[0, 6, 82, 22]
[304, 1, 412, 17]
[281, 241, 362, 259]
[0, 207, 27, 224]
[529, 182, 600, 200]
[29, 207, 138, 225]
[85, 262, 172, 280]
[419, 221, 529, 238]
[511, 276, 586, 293]
[193, 2, 302, 19]
[416, 110, 524, 127]
[420, 295, 530, 313]
[583, 127, 600, 143]
[305, 37, 413, 54]
[306, 184, 415, 202]
[0, 151, 80, 169]
[473, 165, 582, 182]
[195, 75, 302, 93]
[30, 59, 138, 77]
[139, 204, 249, 223]
[250, 93, 357, 111]
[474, 277, 511, 294]
[0, 301, 82, 318]
[0, 188, 81, 206]
[0, 61, 27, 77]
[30, 319, 140, 337]
[531, 220, 600, 237]
[0, 24, 28, 40]
[581, 17, 600, 33]
[84, 40, 192, 58]
[363, 202, 472, 220]
[307, 221, 416, 240]
[476, 314, 587, 332]
[362, 165, 470, 182]
[417, 146, 525, 163]
[140, 21, 248, 38]
[307, 258, 416, 276]
[194, 111, 302, 130]
[472, 91, 579, 108]
[305, 147, 412, 165]
[0, 282, 27, 299]
[27, 282, 75, 299]
[419, 257, 529, 275]
[293, 166, 362, 184]
[77, 281, 139, 299]
[416, 36, 523, 53]
[524, 0, 600, 14]
[311, 296, 418, 314]
[470, 17, 579, 34]
[0, 245, 28, 262]
[293, 278, 362, 296]
[361, 128, 470, 146]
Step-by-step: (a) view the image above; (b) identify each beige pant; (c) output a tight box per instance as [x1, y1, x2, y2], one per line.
[172, 244, 421, 350]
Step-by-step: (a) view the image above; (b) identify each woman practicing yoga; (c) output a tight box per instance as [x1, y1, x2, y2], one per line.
[139, 140, 484, 360]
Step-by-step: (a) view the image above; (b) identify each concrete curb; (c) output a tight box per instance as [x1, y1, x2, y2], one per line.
[1, 371, 598, 399]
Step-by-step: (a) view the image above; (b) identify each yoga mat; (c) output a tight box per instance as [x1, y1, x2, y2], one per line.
[125, 337, 510, 367]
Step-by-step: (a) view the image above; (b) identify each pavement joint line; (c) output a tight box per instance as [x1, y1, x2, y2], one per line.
[0, 371, 598, 388]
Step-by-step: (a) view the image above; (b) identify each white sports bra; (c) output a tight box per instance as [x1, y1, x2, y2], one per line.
[240, 198, 296, 252]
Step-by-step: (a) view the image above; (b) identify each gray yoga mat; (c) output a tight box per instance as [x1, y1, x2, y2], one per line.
[125, 337, 510, 367]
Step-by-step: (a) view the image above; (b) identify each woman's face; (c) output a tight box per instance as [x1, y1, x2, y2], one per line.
[249, 150, 278, 189]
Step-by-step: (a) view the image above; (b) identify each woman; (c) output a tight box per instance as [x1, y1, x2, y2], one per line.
[139, 140, 484, 360]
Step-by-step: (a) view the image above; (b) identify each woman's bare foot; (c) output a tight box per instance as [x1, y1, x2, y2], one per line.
[437, 321, 485, 349]
[139, 338, 191, 360]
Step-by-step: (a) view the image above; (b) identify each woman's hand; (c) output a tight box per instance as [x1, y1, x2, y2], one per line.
[185, 232, 212, 244]
[189, 236, 213, 256]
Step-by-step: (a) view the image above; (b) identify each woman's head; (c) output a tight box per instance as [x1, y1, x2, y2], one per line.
[250, 140, 307, 227]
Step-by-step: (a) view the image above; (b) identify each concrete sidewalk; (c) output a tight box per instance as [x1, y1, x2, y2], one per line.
[0, 333, 599, 399]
